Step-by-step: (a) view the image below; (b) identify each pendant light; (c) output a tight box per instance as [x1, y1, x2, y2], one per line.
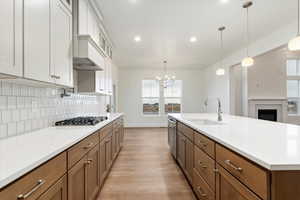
[241, 1, 254, 67]
[216, 26, 226, 76]
[155, 61, 176, 88]
[288, 0, 300, 51]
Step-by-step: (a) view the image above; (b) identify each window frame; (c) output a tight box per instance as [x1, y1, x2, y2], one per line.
[141, 80, 160, 116]
[141, 79, 183, 116]
[163, 80, 183, 114]
[287, 59, 300, 116]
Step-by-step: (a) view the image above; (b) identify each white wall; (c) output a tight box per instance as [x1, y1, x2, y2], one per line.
[118, 68, 204, 127]
[202, 21, 297, 114]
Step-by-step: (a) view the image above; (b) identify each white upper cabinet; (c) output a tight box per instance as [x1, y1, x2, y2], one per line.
[23, 0, 73, 87]
[0, 0, 23, 77]
[105, 58, 113, 95]
[78, 0, 100, 43]
[24, 0, 52, 83]
[51, 0, 73, 87]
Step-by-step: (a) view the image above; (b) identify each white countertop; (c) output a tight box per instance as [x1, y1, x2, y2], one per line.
[0, 113, 123, 189]
[169, 113, 300, 171]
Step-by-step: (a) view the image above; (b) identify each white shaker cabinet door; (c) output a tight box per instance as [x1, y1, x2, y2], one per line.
[51, 0, 73, 87]
[0, 0, 23, 77]
[24, 0, 53, 83]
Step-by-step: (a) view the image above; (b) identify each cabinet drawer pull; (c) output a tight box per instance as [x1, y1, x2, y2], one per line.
[17, 179, 45, 199]
[198, 140, 207, 147]
[83, 143, 94, 149]
[225, 160, 243, 172]
[213, 168, 219, 173]
[198, 160, 207, 169]
[197, 186, 207, 197]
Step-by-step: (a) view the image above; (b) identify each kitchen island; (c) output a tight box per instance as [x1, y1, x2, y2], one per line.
[169, 113, 300, 200]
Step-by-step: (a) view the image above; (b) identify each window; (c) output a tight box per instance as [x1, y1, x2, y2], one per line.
[164, 80, 182, 113]
[142, 80, 160, 115]
[287, 59, 300, 115]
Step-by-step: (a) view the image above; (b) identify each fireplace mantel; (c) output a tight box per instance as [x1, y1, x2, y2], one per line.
[248, 98, 287, 122]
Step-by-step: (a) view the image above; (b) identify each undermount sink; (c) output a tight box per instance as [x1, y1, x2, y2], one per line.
[185, 119, 224, 125]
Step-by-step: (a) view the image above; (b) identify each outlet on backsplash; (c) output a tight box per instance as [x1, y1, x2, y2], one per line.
[0, 80, 107, 139]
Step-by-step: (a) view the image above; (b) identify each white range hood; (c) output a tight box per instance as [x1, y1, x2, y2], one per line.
[73, 35, 105, 71]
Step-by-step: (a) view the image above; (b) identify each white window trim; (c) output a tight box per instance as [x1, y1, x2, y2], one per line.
[141, 79, 183, 116]
[287, 59, 300, 116]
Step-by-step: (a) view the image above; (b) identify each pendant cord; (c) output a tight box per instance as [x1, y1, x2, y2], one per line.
[297, 0, 300, 36]
[246, 7, 249, 56]
[220, 30, 224, 68]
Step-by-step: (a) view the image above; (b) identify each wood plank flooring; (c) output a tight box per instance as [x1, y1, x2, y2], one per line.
[97, 128, 196, 200]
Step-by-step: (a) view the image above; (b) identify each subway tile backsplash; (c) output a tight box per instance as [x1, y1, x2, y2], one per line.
[0, 81, 107, 139]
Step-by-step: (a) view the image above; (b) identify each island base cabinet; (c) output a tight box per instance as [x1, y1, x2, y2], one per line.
[37, 175, 67, 200]
[177, 132, 186, 170]
[216, 164, 261, 200]
[193, 169, 215, 200]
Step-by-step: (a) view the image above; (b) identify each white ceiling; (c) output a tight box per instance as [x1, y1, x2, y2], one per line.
[96, 0, 296, 69]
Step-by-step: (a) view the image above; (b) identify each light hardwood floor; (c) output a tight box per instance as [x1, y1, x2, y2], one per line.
[97, 128, 196, 200]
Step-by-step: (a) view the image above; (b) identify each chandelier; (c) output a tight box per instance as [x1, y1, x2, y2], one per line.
[155, 61, 176, 88]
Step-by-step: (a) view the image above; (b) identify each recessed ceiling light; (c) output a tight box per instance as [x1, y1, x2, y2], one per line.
[190, 37, 197, 43]
[134, 36, 141, 42]
[220, 0, 229, 3]
[129, 0, 137, 3]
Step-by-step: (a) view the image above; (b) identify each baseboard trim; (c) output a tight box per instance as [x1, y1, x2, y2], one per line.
[125, 122, 167, 128]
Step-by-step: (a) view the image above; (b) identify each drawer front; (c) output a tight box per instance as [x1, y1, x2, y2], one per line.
[113, 118, 122, 129]
[194, 132, 215, 158]
[68, 132, 99, 169]
[178, 122, 193, 141]
[193, 169, 215, 200]
[216, 144, 268, 200]
[0, 153, 67, 200]
[100, 123, 112, 141]
[194, 145, 216, 191]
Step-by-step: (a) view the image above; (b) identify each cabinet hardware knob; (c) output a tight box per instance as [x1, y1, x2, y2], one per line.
[83, 143, 94, 149]
[197, 186, 207, 197]
[17, 179, 45, 199]
[224, 160, 243, 172]
[213, 168, 219, 173]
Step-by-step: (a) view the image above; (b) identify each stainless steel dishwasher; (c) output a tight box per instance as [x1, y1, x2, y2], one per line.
[168, 117, 177, 159]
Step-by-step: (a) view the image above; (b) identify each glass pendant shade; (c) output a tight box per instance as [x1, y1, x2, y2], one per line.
[216, 68, 225, 76]
[288, 35, 300, 51]
[242, 56, 254, 67]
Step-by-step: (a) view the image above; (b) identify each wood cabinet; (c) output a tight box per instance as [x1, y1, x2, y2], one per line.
[185, 138, 194, 183]
[0, 117, 124, 200]
[68, 155, 87, 200]
[0, 0, 23, 77]
[177, 131, 193, 183]
[216, 144, 268, 200]
[68, 142, 101, 200]
[193, 169, 215, 200]
[177, 132, 186, 170]
[37, 175, 67, 200]
[50, 0, 73, 87]
[87, 144, 100, 200]
[99, 139, 107, 186]
[105, 133, 113, 170]
[216, 164, 261, 200]
[0, 153, 67, 200]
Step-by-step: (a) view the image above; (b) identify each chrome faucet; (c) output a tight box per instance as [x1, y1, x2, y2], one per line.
[217, 98, 222, 122]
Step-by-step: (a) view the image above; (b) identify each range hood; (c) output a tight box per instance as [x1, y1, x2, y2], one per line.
[73, 35, 105, 71]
